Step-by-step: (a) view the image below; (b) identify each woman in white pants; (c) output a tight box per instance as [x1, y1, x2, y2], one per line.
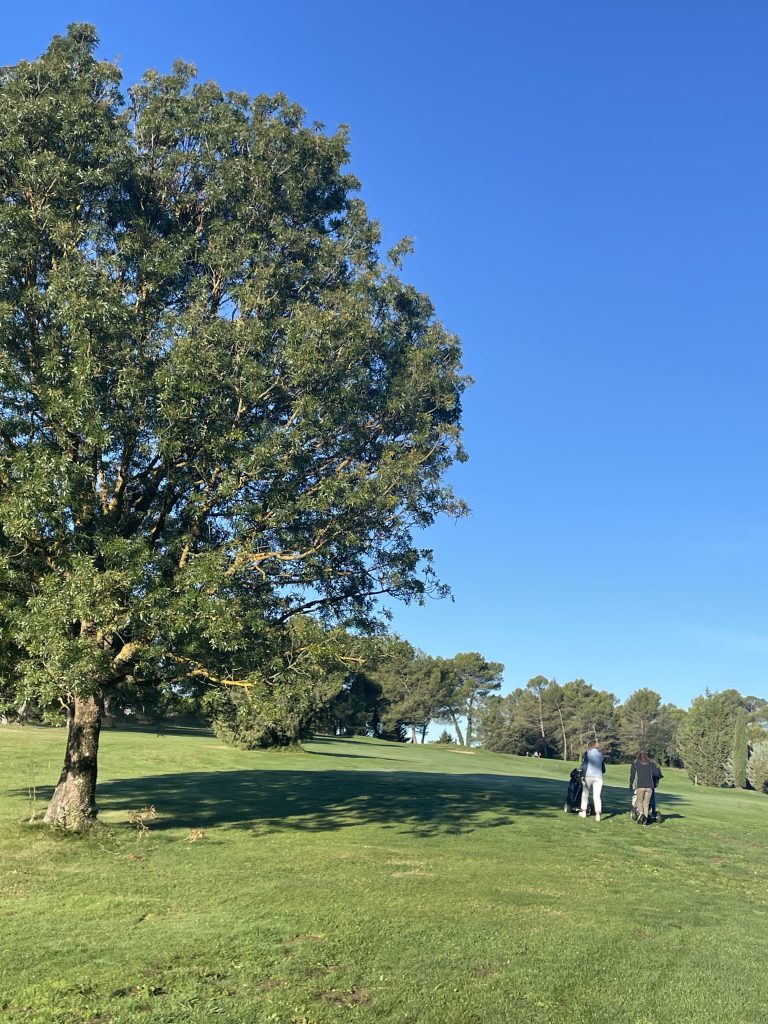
[579, 740, 606, 821]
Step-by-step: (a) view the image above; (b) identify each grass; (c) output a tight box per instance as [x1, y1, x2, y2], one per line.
[1, 726, 767, 1024]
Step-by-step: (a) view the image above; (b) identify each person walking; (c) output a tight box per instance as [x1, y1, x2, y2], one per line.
[579, 740, 606, 821]
[630, 751, 658, 825]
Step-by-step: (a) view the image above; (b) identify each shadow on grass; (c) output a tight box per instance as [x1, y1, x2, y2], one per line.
[102, 721, 214, 738]
[65, 769, 684, 838]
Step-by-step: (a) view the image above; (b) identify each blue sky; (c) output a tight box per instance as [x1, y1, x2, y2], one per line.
[4, 3, 768, 710]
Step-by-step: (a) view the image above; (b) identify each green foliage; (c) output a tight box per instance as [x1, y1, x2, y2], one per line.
[313, 639, 507, 746]
[618, 689, 685, 765]
[0, 27, 467, 808]
[363, 638, 450, 742]
[476, 692, 527, 754]
[618, 688, 661, 756]
[205, 687, 306, 749]
[312, 668, 387, 737]
[437, 651, 503, 746]
[677, 690, 739, 787]
[475, 676, 686, 765]
[558, 679, 619, 761]
[435, 729, 454, 744]
[747, 739, 768, 794]
[731, 707, 748, 789]
[203, 618, 354, 747]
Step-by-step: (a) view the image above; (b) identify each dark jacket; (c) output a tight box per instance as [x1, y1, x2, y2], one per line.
[630, 758, 658, 789]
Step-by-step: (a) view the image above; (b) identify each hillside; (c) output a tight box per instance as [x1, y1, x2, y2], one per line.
[1, 727, 767, 1023]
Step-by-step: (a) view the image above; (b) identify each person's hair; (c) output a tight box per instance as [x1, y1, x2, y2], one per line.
[635, 750, 649, 764]
[588, 740, 599, 748]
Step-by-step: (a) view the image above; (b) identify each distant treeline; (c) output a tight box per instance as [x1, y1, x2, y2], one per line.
[4, 633, 767, 792]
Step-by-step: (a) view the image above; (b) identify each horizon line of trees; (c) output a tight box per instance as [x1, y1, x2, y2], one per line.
[475, 676, 768, 792]
[6, 618, 768, 794]
[4, 630, 768, 792]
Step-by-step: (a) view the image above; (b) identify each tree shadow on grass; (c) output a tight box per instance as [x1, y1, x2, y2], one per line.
[103, 721, 214, 738]
[77, 769, 687, 838]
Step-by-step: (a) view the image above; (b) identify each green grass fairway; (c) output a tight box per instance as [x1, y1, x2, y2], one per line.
[2, 728, 767, 1024]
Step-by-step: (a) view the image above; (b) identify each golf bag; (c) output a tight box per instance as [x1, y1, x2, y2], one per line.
[564, 767, 593, 814]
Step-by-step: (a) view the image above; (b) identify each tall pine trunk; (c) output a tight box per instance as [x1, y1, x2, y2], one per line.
[450, 711, 465, 746]
[556, 706, 568, 761]
[44, 693, 103, 828]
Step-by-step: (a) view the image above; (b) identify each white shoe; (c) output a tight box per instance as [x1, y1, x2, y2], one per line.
[578, 811, 587, 818]
[595, 814, 601, 821]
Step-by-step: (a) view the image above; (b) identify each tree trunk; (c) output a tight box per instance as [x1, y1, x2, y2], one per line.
[556, 706, 568, 761]
[450, 712, 465, 746]
[536, 693, 545, 741]
[43, 693, 103, 829]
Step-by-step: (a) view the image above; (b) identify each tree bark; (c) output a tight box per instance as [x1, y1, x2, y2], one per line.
[450, 712, 465, 746]
[536, 692, 545, 741]
[556, 706, 568, 762]
[43, 693, 103, 829]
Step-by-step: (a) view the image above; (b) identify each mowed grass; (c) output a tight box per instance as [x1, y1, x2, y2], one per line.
[1, 727, 767, 1024]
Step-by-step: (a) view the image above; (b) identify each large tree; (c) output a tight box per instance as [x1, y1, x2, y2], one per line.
[366, 639, 448, 743]
[617, 687, 685, 763]
[676, 690, 738, 787]
[618, 688, 662, 756]
[515, 676, 562, 756]
[475, 691, 527, 755]
[0, 26, 468, 826]
[438, 652, 504, 746]
[556, 679, 618, 762]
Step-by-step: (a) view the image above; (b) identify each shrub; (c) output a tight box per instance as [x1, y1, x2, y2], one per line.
[747, 740, 768, 794]
[203, 687, 311, 749]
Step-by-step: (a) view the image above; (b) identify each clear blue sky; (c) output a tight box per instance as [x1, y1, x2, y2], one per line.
[4, 2, 768, 710]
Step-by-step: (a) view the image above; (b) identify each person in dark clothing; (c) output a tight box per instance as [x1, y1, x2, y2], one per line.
[629, 751, 659, 824]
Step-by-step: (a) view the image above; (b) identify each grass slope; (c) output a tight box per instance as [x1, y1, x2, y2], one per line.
[1, 727, 767, 1024]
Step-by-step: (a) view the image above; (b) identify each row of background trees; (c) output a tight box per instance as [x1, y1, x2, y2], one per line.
[477, 675, 768, 793]
[4, 628, 768, 792]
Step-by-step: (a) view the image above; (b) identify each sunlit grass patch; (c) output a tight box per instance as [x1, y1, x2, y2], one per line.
[1, 726, 767, 1023]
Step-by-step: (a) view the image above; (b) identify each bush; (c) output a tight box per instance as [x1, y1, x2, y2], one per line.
[203, 688, 312, 749]
[747, 740, 768, 794]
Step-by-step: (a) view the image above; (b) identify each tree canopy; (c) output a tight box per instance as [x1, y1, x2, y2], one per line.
[0, 26, 468, 825]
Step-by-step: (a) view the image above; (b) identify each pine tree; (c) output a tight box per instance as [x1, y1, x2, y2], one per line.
[676, 691, 737, 786]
